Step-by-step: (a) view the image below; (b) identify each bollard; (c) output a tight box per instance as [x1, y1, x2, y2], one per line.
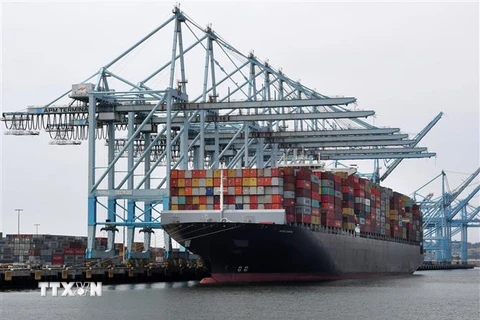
[86, 269, 92, 279]
[62, 270, 68, 280]
[5, 271, 12, 281]
[128, 268, 134, 278]
[108, 268, 114, 278]
[35, 271, 42, 280]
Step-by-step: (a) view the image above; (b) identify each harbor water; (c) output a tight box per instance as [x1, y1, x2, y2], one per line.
[1, 268, 479, 320]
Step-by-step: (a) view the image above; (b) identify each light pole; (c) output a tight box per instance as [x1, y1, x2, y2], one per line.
[14, 208, 23, 236]
[34, 224, 40, 236]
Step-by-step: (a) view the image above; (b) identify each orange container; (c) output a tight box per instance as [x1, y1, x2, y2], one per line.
[264, 177, 272, 185]
[213, 178, 221, 187]
[178, 170, 185, 179]
[199, 196, 207, 205]
[171, 170, 178, 179]
[184, 187, 192, 196]
[199, 170, 207, 178]
[235, 187, 243, 195]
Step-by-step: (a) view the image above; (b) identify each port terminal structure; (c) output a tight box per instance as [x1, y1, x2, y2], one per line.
[2, 7, 441, 260]
[413, 168, 480, 263]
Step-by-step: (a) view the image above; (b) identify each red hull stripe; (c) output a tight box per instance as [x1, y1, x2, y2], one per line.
[204, 272, 410, 283]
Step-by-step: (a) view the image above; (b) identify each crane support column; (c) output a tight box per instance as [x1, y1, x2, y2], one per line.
[106, 123, 117, 255]
[86, 93, 97, 259]
[125, 111, 136, 259]
[460, 206, 468, 263]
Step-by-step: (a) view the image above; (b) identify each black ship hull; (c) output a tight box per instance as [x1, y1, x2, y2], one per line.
[163, 222, 424, 283]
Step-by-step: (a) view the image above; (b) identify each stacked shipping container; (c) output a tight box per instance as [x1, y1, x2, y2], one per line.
[170, 168, 423, 243]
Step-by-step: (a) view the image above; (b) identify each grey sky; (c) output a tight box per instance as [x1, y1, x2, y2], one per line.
[1, 1, 479, 243]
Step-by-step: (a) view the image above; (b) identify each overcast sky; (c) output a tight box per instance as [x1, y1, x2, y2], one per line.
[1, 1, 479, 244]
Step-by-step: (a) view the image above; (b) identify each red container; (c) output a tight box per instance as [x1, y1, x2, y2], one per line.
[321, 195, 334, 203]
[326, 219, 336, 227]
[321, 202, 335, 211]
[296, 180, 311, 190]
[284, 183, 295, 191]
[312, 208, 320, 216]
[285, 206, 295, 215]
[296, 189, 311, 197]
[64, 248, 75, 255]
[242, 168, 250, 177]
[272, 195, 283, 204]
[296, 214, 312, 224]
[286, 214, 295, 222]
[250, 203, 258, 209]
[284, 175, 296, 184]
[74, 248, 85, 255]
[271, 168, 282, 177]
[334, 220, 342, 228]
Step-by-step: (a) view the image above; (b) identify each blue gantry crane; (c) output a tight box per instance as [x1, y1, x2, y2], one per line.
[413, 168, 480, 262]
[2, 6, 441, 260]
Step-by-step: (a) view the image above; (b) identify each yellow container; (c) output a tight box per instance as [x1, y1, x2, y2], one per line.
[213, 169, 221, 178]
[171, 204, 179, 210]
[227, 169, 236, 177]
[206, 178, 213, 187]
[199, 204, 207, 210]
[249, 178, 257, 187]
[242, 178, 250, 187]
[192, 179, 199, 187]
[193, 196, 199, 205]
[178, 188, 185, 196]
[178, 179, 185, 187]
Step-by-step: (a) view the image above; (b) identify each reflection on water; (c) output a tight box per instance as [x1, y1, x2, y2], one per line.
[106, 281, 198, 291]
[1, 269, 478, 320]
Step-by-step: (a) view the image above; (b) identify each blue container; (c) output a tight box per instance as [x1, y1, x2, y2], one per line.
[179, 196, 186, 205]
[206, 187, 214, 196]
[235, 204, 243, 209]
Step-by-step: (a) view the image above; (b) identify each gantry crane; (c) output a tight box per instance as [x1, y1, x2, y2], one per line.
[413, 168, 480, 262]
[2, 7, 441, 259]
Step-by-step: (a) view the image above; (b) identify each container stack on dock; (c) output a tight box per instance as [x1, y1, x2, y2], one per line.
[169, 168, 422, 244]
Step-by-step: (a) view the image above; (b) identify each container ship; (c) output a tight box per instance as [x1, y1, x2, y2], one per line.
[161, 166, 424, 283]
